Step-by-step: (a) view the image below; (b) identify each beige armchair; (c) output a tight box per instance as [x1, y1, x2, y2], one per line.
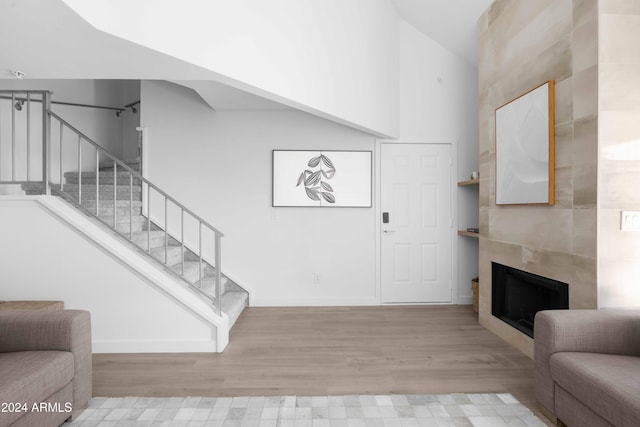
[0, 310, 92, 427]
[534, 309, 640, 427]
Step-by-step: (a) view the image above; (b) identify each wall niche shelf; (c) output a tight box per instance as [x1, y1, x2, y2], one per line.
[458, 230, 479, 238]
[458, 177, 480, 238]
[457, 178, 479, 187]
[458, 174, 480, 312]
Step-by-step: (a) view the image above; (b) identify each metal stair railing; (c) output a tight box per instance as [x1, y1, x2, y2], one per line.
[0, 90, 223, 316]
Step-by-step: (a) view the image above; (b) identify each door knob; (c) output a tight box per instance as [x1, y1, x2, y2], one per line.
[383, 229, 396, 234]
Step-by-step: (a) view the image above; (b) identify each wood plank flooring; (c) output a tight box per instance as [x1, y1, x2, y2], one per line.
[93, 305, 553, 425]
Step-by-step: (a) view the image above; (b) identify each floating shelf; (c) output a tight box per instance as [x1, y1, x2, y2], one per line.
[457, 178, 479, 186]
[458, 230, 479, 238]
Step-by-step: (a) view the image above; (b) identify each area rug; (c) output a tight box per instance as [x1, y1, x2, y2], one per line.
[69, 393, 546, 426]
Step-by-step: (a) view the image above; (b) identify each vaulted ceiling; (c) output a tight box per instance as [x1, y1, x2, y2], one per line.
[391, 0, 493, 65]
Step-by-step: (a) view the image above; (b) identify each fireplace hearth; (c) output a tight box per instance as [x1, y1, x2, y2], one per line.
[492, 262, 568, 338]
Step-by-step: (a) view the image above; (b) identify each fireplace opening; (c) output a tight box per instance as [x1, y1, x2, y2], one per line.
[492, 262, 568, 338]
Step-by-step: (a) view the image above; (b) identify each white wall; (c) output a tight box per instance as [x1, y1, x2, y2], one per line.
[394, 21, 480, 303]
[61, 0, 399, 138]
[121, 80, 141, 164]
[0, 198, 216, 352]
[142, 81, 377, 306]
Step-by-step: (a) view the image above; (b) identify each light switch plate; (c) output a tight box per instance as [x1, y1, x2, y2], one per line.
[621, 211, 640, 231]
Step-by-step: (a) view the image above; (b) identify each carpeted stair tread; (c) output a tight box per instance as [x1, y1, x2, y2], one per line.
[60, 185, 142, 201]
[150, 245, 184, 266]
[222, 291, 248, 328]
[194, 275, 229, 295]
[131, 230, 170, 248]
[170, 260, 215, 284]
[98, 163, 140, 172]
[64, 171, 142, 185]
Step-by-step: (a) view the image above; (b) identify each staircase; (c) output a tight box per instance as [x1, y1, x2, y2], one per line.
[25, 163, 248, 329]
[0, 90, 248, 351]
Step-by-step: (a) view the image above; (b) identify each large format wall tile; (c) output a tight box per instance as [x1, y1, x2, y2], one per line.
[600, 0, 640, 14]
[598, 5, 640, 308]
[571, 255, 597, 308]
[478, 0, 600, 356]
[600, 111, 640, 144]
[572, 208, 596, 258]
[600, 15, 640, 64]
[554, 77, 574, 126]
[489, 207, 573, 253]
[573, 116, 598, 166]
[488, 0, 571, 87]
[598, 161, 640, 209]
[599, 63, 640, 112]
[599, 258, 640, 308]
[573, 16, 598, 74]
[554, 166, 574, 209]
[554, 122, 574, 168]
[573, 163, 598, 207]
[498, 37, 573, 108]
[573, 65, 598, 120]
[574, 0, 598, 28]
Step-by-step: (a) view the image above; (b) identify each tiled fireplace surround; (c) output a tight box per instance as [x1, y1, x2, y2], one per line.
[479, 240, 595, 358]
[478, 0, 619, 357]
[478, 0, 640, 357]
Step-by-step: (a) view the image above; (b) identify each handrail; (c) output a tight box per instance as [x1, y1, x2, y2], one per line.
[48, 111, 224, 237]
[125, 100, 140, 109]
[0, 93, 125, 114]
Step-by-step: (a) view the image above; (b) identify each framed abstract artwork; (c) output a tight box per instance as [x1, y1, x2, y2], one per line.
[495, 80, 555, 205]
[272, 150, 372, 207]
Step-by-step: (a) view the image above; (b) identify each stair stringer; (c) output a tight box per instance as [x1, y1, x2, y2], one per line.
[33, 195, 231, 352]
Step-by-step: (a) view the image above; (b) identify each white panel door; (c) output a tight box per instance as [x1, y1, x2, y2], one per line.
[381, 143, 452, 303]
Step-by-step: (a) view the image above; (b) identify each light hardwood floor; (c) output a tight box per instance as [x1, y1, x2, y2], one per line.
[93, 305, 553, 425]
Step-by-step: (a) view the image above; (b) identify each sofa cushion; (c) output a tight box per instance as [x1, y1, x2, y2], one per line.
[550, 352, 640, 427]
[0, 351, 74, 426]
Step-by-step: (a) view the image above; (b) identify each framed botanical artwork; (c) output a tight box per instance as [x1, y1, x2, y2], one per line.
[495, 80, 555, 205]
[272, 150, 372, 207]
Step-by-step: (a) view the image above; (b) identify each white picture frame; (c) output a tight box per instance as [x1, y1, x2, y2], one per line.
[272, 150, 372, 207]
[495, 81, 555, 205]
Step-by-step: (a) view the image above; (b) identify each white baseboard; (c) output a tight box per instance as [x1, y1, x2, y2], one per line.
[92, 339, 217, 353]
[458, 296, 473, 305]
[251, 296, 379, 307]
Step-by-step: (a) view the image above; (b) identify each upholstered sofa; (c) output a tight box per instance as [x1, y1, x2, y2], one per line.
[0, 310, 92, 427]
[535, 309, 640, 427]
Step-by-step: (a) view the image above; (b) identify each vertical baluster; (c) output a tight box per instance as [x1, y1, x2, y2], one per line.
[129, 173, 133, 240]
[59, 123, 64, 191]
[181, 208, 185, 276]
[0, 95, 2, 181]
[113, 161, 117, 228]
[26, 94, 30, 181]
[77, 135, 81, 203]
[43, 92, 51, 195]
[11, 93, 15, 181]
[147, 184, 151, 252]
[199, 222, 203, 288]
[95, 149, 99, 216]
[215, 232, 221, 316]
[164, 198, 168, 264]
